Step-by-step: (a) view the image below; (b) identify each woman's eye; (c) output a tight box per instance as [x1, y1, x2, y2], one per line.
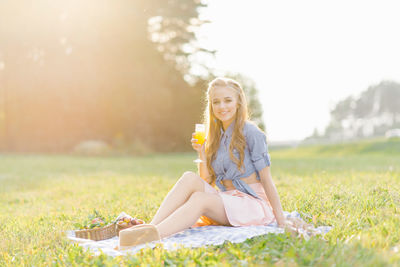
[225, 99, 232, 103]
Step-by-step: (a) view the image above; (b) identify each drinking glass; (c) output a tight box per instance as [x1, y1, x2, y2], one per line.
[193, 124, 206, 163]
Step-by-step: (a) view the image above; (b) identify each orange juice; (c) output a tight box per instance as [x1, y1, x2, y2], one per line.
[194, 131, 206, 145]
[193, 124, 206, 163]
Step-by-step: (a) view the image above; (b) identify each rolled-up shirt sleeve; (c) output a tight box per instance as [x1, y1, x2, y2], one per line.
[247, 127, 271, 172]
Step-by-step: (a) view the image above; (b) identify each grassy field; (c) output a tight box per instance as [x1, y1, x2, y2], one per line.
[0, 138, 399, 266]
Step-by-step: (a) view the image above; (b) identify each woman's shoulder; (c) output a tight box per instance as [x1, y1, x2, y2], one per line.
[243, 120, 265, 137]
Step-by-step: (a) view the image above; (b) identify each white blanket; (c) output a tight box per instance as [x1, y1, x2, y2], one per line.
[66, 211, 332, 257]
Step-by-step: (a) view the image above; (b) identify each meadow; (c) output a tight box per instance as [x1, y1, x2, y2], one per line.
[0, 138, 399, 266]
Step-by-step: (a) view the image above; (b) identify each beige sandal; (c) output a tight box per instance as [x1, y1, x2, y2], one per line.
[117, 224, 161, 250]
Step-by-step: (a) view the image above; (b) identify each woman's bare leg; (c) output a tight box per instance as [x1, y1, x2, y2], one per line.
[150, 171, 205, 225]
[155, 192, 231, 238]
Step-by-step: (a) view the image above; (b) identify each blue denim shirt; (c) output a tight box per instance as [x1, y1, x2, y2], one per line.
[211, 120, 271, 199]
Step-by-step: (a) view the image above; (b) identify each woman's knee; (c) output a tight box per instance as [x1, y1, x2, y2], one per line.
[178, 171, 203, 187]
[181, 171, 196, 178]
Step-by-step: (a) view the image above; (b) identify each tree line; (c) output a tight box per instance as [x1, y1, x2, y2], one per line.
[0, 0, 264, 153]
[305, 80, 400, 143]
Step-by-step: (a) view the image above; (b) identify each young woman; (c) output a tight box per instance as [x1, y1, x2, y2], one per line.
[118, 77, 294, 249]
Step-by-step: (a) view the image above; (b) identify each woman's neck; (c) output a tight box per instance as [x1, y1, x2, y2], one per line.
[222, 118, 235, 131]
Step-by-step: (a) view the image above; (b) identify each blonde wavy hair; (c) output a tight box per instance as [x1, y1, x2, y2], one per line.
[203, 77, 249, 185]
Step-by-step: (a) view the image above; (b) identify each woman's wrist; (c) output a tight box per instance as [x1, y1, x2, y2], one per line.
[198, 150, 206, 160]
[276, 215, 286, 227]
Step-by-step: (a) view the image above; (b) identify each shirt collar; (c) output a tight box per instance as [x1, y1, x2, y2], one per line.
[220, 119, 236, 137]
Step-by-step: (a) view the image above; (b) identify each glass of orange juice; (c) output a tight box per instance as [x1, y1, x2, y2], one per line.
[193, 124, 206, 163]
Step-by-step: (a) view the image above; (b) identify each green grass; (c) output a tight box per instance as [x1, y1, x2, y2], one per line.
[273, 137, 400, 157]
[1, 139, 400, 266]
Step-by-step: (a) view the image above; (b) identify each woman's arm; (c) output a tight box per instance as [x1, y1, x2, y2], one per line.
[197, 149, 212, 183]
[258, 166, 286, 227]
[191, 134, 212, 183]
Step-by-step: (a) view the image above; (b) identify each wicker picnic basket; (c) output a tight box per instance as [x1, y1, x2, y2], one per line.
[75, 223, 117, 241]
[114, 212, 145, 236]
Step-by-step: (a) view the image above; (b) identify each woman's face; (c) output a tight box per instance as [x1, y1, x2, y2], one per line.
[210, 86, 239, 126]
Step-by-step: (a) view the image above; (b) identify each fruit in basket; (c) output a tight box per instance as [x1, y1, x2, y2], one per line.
[118, 220, 129, 226]
[91, 218, 104, 224]
[116, 216, 145, 227]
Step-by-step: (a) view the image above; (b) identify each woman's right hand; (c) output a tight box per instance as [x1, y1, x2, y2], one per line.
[279, 219, 298, 236]
[191, 132, 206, 154]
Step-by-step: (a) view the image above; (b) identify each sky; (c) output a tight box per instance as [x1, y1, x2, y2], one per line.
[194, 0, 400, 142]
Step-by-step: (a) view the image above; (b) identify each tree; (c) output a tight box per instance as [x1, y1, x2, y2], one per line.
[146, 0, 216, 79]
[0, 0, 211, 152]
[309, 80, 400, 142]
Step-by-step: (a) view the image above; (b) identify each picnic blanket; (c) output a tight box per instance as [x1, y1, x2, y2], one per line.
[66, 211, 332, 257]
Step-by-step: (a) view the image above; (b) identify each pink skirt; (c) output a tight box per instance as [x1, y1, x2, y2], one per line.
[192, 179, 276, 227]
